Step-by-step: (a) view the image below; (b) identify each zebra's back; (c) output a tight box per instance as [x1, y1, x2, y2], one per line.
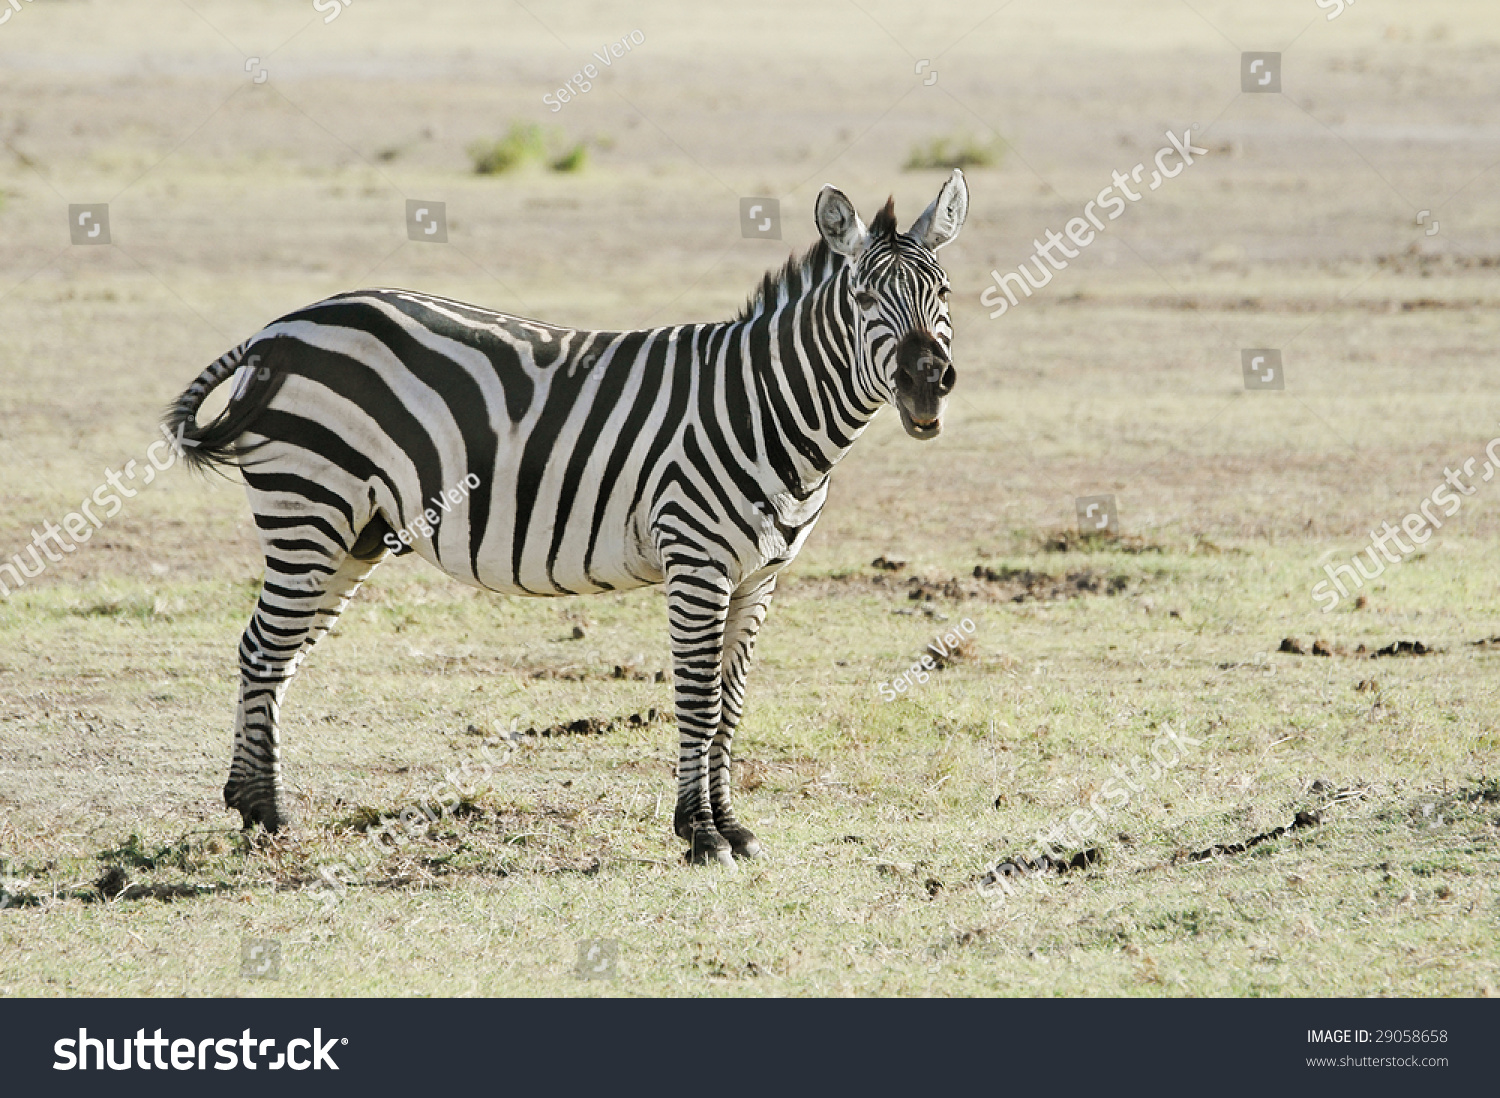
[241, 288, 690, 597]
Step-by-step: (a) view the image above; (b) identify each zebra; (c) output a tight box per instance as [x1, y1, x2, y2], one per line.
[165, 172, 967, 865]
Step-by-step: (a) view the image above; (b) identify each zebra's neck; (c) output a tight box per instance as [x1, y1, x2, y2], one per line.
[722, 261, 885, 499]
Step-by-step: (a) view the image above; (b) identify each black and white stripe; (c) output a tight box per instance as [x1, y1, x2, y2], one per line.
[166, 172, 968, 864]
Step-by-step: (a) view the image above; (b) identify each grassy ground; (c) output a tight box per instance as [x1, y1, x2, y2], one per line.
[1, 0, 1498, 995]
[2, 536, 1497, 995]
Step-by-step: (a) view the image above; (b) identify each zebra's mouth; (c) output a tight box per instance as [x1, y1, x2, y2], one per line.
[899, 405, 942, 440]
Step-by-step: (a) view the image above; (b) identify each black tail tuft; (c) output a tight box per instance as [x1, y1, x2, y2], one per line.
[163, 338, 288, 477]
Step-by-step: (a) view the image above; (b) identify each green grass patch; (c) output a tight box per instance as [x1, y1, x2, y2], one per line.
[904, 133, 1004, 171]
[468, 123, 590, 175]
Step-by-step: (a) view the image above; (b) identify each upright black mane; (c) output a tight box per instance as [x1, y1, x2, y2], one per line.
[867, 196, 899, 241]
[734, 238, 836, 323]
[733, 197, 899, 323]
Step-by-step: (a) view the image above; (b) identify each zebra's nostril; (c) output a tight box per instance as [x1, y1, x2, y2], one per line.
[939, 365, 956, 393]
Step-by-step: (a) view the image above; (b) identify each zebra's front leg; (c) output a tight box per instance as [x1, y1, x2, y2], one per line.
[709, 577, 776, 860]
[665, 562, 735, 866]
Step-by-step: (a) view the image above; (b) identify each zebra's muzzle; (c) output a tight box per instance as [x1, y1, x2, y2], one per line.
[898, 405, 942, 440]
[894, 332, 953, 440]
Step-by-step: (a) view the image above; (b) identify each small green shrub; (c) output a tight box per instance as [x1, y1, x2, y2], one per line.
[904, 133, 1004, 171]
[468, 123, 548, 174]
[468, 124, 592, 175]
[550, 144, 588, 173]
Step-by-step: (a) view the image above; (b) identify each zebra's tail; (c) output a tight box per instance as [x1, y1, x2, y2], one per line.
[163, 338, 287, 475]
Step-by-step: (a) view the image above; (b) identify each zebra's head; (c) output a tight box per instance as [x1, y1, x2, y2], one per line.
[815, 170, 968, 440]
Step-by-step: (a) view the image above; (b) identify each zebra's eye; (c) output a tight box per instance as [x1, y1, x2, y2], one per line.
[854, 291, 878, 310]
[937, 286, 951, 301]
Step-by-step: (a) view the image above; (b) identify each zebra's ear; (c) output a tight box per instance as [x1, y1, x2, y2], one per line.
[909, 169, 968, 251]
[815, 185, 869, 257]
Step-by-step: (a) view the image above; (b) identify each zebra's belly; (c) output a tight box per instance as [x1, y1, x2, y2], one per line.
[392, 474, 664, 598]
[443, 560, 662, 599]
[472, 532, 664, 598]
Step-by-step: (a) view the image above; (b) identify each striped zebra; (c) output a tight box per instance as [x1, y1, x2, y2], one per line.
[165, 172, 967, 865]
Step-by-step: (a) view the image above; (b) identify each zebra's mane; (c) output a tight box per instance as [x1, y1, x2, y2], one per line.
[734, 198, 898, 323]
[734, 238, 836, 323]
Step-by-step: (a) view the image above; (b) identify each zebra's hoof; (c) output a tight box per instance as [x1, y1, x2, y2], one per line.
[239, 806, 291, 834]
[719, 823, 762, 860]
[225, 782, 290, 834]
[674, 804, 719, 845]
[685, 829, 734, 867]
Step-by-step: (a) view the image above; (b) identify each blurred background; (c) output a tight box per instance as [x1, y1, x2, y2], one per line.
[0, 0, 1496, 575]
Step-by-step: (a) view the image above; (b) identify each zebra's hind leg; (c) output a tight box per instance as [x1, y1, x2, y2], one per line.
[664, 558, 735, 866]
[224, 522, 388, 833]
[708, 577, 776, 860]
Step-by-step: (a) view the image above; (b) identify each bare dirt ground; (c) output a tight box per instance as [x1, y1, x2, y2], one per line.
[0, 0, 1497, 996]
